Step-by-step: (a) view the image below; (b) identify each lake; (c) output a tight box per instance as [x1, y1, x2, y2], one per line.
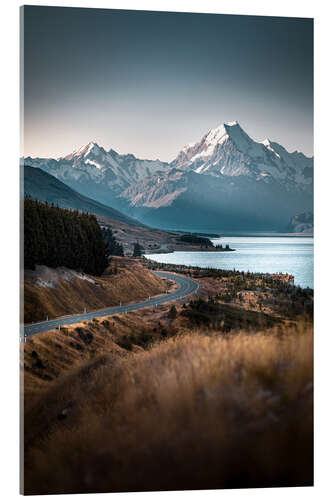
[146, 236, 314, 289]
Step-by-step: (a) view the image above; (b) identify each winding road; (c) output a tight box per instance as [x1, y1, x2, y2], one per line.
[22, 271, 199, 338]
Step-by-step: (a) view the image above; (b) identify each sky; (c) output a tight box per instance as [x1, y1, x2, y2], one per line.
[23, 6, 313, 161]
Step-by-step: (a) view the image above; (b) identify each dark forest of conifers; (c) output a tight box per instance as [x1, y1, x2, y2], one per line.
[24, 198, 108, 275]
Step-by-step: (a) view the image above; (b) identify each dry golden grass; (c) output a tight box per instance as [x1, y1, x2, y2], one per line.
[24, 322, 313, 494]
[24, 257, 167, 323]
[23, 304, 179, 409]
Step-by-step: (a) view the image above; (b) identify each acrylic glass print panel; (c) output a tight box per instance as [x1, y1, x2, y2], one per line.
[21, 5, 314, 495]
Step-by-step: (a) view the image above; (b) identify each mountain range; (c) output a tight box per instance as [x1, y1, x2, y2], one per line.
[24, 121, 313, 231]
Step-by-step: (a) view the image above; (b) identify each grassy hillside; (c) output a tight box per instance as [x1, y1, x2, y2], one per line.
[23, 166, 141, 226]
[22, 261, 313, 494]
[24, 257, 168, 323]
[23, 305, 179, 407]
[23, 322, 313, 494]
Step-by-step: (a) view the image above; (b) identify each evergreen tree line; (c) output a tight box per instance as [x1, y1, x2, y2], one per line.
[177, 234, 213, 247]
[101, 228, 124, 256]
[24, 198, 108, 275]
[133, 241, 143, 257]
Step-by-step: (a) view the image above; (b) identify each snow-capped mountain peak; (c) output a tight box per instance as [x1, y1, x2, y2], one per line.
[181, 142, 196, 153]
[177, 121, 266, 168]
[26, 139, 171, 205]
[203, 121, 245, 148]
[179, 122, 241, 158]
[223, 121, 261, 153]
[24, 120, 313, 232]
[262, 138, 271, 147]
[124, 122, 312, 231]
[173, 121, 313, 188]
[117, 121, 313, 231]
[204, 123, 229, 146]
[61, 141, 104, 161]
[174, 121, 256, 169]
[82, 141, 100, 156]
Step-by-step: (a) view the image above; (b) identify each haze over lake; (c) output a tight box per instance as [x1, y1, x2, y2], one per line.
[146, 236, 314, 289]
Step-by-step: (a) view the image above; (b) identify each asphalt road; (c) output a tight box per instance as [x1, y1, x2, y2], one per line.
[22, 271, 199, 338]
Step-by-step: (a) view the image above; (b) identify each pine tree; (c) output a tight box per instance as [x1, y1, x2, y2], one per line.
[132, 241, 142, 258]
[168, 305, 177, 320]
[102, 228, 124, 256]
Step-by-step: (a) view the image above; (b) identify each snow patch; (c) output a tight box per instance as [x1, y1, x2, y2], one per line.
[262, 139, 281, 158]
[181, 142, 195, 152]
[85, 159, 103, 169]
[84, 142, 97, 157]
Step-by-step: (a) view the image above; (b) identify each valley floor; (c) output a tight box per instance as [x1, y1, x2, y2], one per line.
[97, 215, 235, 255]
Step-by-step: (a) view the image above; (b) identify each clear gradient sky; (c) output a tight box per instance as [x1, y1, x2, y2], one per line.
[23, 6, 313, 161]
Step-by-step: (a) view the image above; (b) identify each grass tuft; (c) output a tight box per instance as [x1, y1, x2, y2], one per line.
[24, 323, 313, 494]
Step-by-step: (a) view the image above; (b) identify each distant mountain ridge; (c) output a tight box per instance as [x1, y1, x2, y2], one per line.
[24, 121, 313, 231]
[23, 166, 142, 227]
[24, 142, 169, 208]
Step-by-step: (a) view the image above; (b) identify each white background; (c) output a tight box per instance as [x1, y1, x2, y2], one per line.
[0, 0, 332, 498]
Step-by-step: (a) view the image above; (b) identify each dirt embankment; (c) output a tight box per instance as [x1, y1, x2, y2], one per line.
[24, 257, 170, 324]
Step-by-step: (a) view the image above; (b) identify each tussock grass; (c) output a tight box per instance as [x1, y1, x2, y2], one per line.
[24, 323, 313, 494]
[22, 307, 177, 408]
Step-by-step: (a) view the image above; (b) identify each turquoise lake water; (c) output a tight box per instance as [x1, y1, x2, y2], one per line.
[146, 236, 314, 289]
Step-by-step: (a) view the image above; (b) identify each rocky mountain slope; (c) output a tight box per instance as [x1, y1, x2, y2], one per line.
[24, 142, 169, 208]
[24, 121, 313, 231]
[285, 212, 313, 234]
[118, 122, 313, 230]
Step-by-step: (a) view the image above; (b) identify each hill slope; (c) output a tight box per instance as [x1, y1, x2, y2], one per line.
[24, 257, 167, 324]
[23, 166, 142, 227]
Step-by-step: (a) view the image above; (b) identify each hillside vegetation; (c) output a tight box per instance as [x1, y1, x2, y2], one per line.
[24, 198, 108, 275]
[24, 257, 167, 324]
[23, 304, 180, 406]
[22, 257, 313, 494]
[24, 322, 313, 494]
[177, 234, 213, 247]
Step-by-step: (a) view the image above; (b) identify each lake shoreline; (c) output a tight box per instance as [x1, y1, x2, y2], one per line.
[145, 235, 313, 289]
[145, 247, 236, 255]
